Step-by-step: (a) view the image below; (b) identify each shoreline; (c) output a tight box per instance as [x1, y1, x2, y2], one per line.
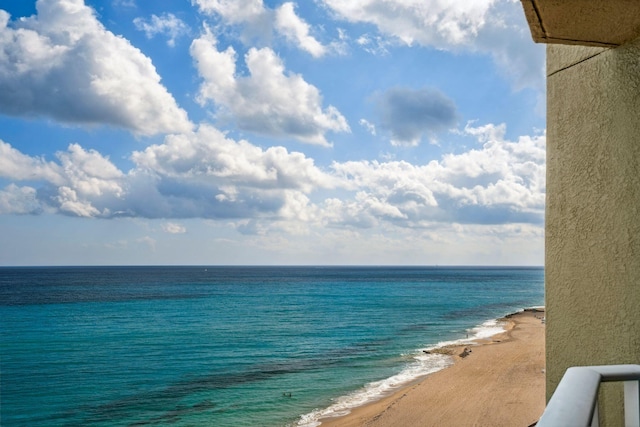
[316, 308, 546, 427]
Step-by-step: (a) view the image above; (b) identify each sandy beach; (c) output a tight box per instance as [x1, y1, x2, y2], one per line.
[320, 308, 546, 427]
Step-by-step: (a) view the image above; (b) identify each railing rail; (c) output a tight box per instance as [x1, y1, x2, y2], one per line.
[537, 364, 640, 427]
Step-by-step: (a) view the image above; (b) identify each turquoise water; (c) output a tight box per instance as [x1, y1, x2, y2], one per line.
[1, 266, 544, 426]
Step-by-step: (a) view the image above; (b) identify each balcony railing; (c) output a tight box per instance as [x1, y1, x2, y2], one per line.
[537, 364, 640, 427]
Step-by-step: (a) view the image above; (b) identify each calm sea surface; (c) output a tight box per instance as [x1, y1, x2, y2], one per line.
[0, 266, 544, 426]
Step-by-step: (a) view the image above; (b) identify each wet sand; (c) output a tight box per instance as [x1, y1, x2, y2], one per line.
[320, 309, 545, 427]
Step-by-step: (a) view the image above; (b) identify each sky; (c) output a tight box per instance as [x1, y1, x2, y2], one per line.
[0, 0, 546, 266]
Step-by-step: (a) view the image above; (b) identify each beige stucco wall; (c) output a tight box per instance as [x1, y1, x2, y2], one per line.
[546, 37, 640, 426]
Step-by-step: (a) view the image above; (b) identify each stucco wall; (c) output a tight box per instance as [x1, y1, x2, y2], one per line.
[546, 37, 640, 426]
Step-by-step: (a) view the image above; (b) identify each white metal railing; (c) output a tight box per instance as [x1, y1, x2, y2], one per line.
[537, 364, 640, 427]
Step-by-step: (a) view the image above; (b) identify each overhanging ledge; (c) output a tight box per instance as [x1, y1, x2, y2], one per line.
[520, 0, 640, 47]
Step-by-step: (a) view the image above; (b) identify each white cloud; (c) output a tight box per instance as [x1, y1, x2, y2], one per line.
[327, 123, 545, 227]
[323, 0, 495, 46]
[275, 2, 326, 57]
[55, 186, 102, 217]
[355, 33, 390, 55]
[0, 124, 331, 220]
[0, 123, 544, 233]
[359, 119, 376, 135]
[320, 0, 545, 89]
[1, 140, 125, 217]
[190, 30, 349, 145]
[0, 184, 41, 214]
[193, 0, 267, 26]
[0, 0, 192, 135]
[52, 143, 125, 217]
[133, 13, 189, 47]
[193, 0, 335, 56]
[438, 123, 546, 211]
[0, 140, 64, 184]
[126, 125, 332, 220]
[192, 0, 272, 43]
[56, 143, 125, 198]
[131, 125, 334, 192]
[162, 222, 187, 234]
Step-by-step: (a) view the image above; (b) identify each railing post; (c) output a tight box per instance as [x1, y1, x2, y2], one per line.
[591, 400, 599, 427]
[624, 380, 640, 427]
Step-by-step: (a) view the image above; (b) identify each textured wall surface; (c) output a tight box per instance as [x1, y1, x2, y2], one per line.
[546, 37, 640, 426]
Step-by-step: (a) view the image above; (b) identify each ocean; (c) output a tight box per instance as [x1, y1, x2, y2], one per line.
[0, 266, 544, 427]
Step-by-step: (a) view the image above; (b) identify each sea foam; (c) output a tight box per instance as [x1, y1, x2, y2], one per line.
[295, 316, 508, 427]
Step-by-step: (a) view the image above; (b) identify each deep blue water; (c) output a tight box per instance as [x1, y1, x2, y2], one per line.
[0, 266, 544, 426]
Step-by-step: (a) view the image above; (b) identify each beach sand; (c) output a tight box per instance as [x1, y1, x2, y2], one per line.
[320, 309, 545, 427]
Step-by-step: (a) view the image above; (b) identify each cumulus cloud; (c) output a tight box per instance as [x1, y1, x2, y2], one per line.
[375, 87, 458, 146]
[0, 184, 42, 214]
[130, 124, 330, 219]
[320, 0, 545, 89]
[190, 30, 349, 145]
[193, 0, 331, 56]
[130, 125, 325, 217]
[132, 125, 333, 191]
[0, 125, 333, 220]
[53, 143, 126, 217]
[0, 123, 544, 233]
[1, 139, 125, 217]
[323, 0, 494, 46]
[0, 140, 64, 184]
[0, 0, 192, 135]
[327, 122, 545, 228]
[133, 13, 189, 47]
[274, 2, 325, 57]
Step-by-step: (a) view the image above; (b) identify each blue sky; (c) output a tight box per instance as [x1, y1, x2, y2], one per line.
[0, 0, 546, 266]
